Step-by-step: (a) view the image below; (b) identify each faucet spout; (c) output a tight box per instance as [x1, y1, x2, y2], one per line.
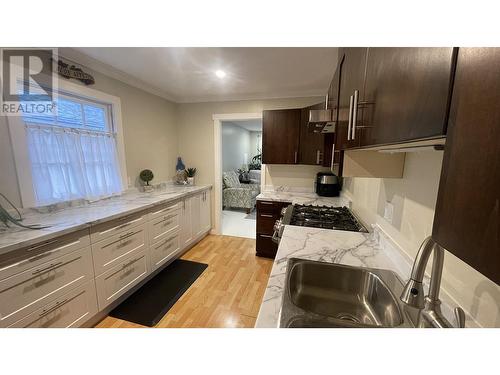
[400, 237, 436, 309]
[400, 236, 465, 328]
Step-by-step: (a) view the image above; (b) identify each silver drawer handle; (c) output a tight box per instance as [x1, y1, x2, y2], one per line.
[122, 257, 139, 268]
[162, 214, 176, 221]
[32, 261, 63, 275]
[259, 202, 274, 205]
[260, 214, 274, 218]
[162, 220, 173, 227]
[155, 236, 177, 249]
[27, 239, 59, 252]
[260, 234, 273, 239]
[39, 299, 68, 317]
[119, 231, 136, 240]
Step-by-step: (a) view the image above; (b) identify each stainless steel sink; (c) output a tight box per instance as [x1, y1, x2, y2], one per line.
[280, 258, 417, 328]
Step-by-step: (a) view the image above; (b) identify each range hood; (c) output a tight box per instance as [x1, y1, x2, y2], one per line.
[308, 94, 336, 133]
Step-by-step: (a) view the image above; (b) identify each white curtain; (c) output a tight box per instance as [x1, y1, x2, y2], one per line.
[26, 124, 123, 206]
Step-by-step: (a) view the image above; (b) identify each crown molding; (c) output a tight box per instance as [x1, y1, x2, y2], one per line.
[57, 48, 178, 102]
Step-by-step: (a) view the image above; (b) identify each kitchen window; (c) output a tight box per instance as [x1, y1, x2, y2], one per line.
[8, 80, 127, 207]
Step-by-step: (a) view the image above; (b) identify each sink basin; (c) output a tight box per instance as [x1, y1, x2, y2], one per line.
[280, 258, 415, 328]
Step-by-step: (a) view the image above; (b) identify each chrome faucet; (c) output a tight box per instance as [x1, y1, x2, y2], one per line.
[400, 237, 466, 328]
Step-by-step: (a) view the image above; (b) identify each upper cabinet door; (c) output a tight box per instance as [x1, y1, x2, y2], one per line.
[432, 48, 500, 285]
[336, 48, 368, 150]
[362, 48, 456, 146]
[262, 109, 301, 164]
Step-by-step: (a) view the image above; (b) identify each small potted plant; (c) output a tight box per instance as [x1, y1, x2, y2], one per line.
[139, 169, 154, 192]
[186, 168, 197, 185]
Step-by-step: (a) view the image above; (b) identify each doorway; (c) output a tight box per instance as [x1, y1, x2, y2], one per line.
[212, 113, 263, 238]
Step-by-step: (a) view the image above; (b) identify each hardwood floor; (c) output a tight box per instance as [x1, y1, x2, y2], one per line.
[94, 235, 273, 328]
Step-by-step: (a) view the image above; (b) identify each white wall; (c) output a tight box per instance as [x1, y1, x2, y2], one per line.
[222, 122, 251, 172]
[0, 68, 178, 207]
[249, 131, 262, 159]
[264, 164, 329, 191]
[343, 150, 500, 327]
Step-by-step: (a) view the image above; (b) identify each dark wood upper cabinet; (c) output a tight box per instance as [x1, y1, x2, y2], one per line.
[361, 48, 456, 146]
[262, 109, 301, 164]
[336, 48, 368, 150]
[432, 48, 500, 285]
[335, 47, 457, 150]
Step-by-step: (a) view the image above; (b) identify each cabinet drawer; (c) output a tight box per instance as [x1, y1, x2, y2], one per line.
[256, 234, 278, 259]
[0, 246, 94, 327]
[256, 212, 278, 234]
[9, 281, 98, 328]
[95, 250, 149, 310]
[148, 209, 180, 244]
[90, 211, 147, 243]
[150, 201, 181, 221]
[91, 224, 147, 276]
[0, 230, 90, 282]
[256, 200, 289, 214]
[150, 231, 180, 272]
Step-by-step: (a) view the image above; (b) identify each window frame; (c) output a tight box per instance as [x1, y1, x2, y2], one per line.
[8, 79, 128, 208]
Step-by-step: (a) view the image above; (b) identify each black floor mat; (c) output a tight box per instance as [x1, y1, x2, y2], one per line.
[109, 259, 208, 327]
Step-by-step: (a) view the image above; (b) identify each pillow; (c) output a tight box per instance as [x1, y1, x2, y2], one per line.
[223, 171, 241, 188]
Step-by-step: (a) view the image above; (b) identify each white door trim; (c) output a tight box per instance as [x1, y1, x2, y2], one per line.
[212, 112, 263, 235]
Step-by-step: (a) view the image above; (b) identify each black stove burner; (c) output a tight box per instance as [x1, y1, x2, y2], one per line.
[289, 205, 366, 232]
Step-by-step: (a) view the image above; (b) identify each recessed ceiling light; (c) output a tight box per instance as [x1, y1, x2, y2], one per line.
[215, 70, 226, 79]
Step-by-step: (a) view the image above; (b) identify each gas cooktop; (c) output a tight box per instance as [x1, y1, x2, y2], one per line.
[289, 205, 367, 232]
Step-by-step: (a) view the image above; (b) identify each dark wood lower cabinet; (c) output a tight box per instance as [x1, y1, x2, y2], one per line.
[432, 48, 500, 285]
[256, 200, 290, 258]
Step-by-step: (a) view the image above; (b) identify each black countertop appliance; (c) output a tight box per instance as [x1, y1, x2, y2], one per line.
[315, 172, 340, 197]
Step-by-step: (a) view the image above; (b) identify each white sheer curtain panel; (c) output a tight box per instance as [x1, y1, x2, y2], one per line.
[26, 124, 123, 206]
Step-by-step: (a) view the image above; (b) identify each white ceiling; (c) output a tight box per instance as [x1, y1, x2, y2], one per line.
[224, 119, 262, 132]
[60, 47, 338, 103]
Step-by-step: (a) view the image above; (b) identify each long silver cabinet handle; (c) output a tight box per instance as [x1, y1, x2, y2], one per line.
[352, 90, 359, 140]
[348, 95, 354, 140]
[155, 235, 177, 250]
[162, 214, 176, 221]
[331, 143, 336, 169]
[27, 239, 60, 252]
[119, 231, 136, 240]
[260, 214, 274, 218]
[32, 261, 63, 275]
[39, 299, 68, 317]
[122, 256, 140, 268]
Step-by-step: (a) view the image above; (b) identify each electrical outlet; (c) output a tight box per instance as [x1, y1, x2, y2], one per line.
[384, 201, 394, 223]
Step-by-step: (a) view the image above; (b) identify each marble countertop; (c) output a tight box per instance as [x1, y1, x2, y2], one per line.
[254, 224, 463, 328]
[256, 190, 350, 207]
[0, 185, 212, 256]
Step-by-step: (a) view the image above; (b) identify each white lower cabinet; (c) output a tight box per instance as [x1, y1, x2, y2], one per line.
[9, 281, 98, 328]
[180, 197, 193, 247]
[94, 250, 149, 310]
[191, 194, 202, 238]
[200, 191, 211, 234]
[0, 246, 94, 328]
[150, 231, 181, 272]
[92, 223, 147, 276]
[3, 188, 212, 328]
